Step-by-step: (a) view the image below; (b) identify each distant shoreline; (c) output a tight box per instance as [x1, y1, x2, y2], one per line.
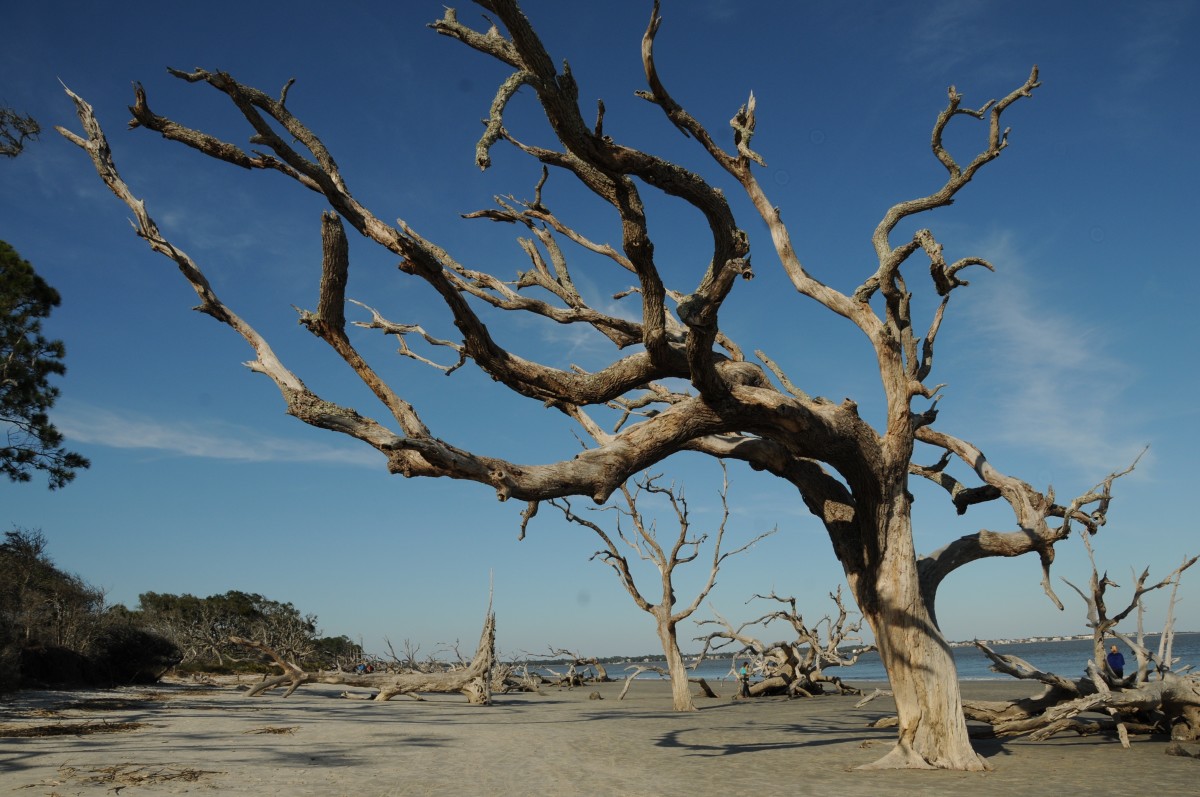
[946, 630, 1198, 648]
[540, 631, 1200, 665]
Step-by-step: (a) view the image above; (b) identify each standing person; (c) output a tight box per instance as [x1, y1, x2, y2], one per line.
[738, 661, 751, 698]
[1106, 644, 1126, 680]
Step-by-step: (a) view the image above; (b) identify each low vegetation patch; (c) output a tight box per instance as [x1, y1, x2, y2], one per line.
[0, 720, 146, 737]
[57, 763, 223, 787]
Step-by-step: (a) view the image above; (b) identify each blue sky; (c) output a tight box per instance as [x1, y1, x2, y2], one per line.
[3, 0, 1197, 659]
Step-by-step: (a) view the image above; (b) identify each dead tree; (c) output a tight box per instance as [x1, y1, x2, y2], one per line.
[617, 664, 720, 701]
[541, 648, 612, 687]
[552, 468, 773, 711]
[697, 586, 875, 697]
[58, 0, 1133, 769]
[958, 547, 1200, 744]
[232, 609, 497, 704]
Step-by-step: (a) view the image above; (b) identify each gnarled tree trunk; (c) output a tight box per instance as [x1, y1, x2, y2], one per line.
[657, 614, 696, 712]
[849, 513, 985, 771]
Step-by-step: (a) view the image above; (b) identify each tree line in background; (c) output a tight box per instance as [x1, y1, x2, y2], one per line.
[0, 125, 367, 691]
[0, 528, 359, 691]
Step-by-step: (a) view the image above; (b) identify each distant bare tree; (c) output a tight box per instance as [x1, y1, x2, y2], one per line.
[552, 468, 773, 711]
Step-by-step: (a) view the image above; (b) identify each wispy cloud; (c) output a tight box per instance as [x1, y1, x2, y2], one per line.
[54, 402, 381, 468]
[902, 0, 1005, 74]
[1112, 1, 1192, 101]
[530, 278, 644, 367]
[956, 232, 1145, 475]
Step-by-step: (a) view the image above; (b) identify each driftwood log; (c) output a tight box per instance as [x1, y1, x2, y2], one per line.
[697, 587, 874, 698]
[960, 645, 1200, 743]
[954, 551, 1200, 745]
[541, 650, 613, 687]
[617, 665, 719, 701]
[231, 610, 496, 704]
[861, 551, 1200, 748]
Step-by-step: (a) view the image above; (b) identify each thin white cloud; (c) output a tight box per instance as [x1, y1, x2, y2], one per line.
[902, 0, 1003, 73]
[531, 278, 645, 365]
[700, 1, 739, 22]
[1113, 1, 1191, 100]
[54, 402, 381, 467]
[955, 231, 1146, 474]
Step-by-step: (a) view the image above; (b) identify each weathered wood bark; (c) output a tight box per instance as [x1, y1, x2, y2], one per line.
[968, 674, 1200, 742]
[955, 553, 1200, 744]
[698, 586, 873, 699]
[61, 0, 1149, 770]
[233, 610, 496, 703]
[858, 532, 982, 770]
[617, 664, 720, 701]
[542, 650, 612, 687]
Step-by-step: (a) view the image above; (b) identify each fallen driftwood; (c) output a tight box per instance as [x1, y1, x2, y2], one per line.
[857, 549, 1200, 750]
[696, 587, 874, 699]
[956, 550, 1200, 746]
[540, 649, 613, 688]
[617, 665, 720, 700]
[961, 662, 1200, 743]
[231, 610, 496, 704]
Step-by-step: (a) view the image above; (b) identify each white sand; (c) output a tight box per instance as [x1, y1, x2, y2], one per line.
[1, 677, 1196, 796]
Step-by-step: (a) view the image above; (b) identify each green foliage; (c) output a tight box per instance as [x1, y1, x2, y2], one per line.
[0, 528, 178, 689]
[0, 529, 104, 650]
[89, 625, 181, 684]
[0, 107, 39, 158]
[0, 241, 88, 489]
[134, 589, 320, 667]
[0, 529, 334, 688]
[309, 634, 364, 669]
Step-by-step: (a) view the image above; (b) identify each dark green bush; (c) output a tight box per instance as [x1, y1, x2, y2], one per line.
[90, 626, 181, 685]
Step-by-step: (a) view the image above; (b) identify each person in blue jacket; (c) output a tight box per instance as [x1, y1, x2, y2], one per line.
[1106, 644, 1126, 680]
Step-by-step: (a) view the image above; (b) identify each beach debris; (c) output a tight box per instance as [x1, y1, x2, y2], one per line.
[955, 551, 1200, 746]
[855, 688, 894, 709]
[55, 762, 222, 788]
[243, 725, 298, 734]
[231, 604, 496, 704]
[697, 586, 875, 699]
[0, 720, 146, 737]
[541, 648, 614, 687]
[1165, 742, 1200, 759]
[615, 664, 720, 701]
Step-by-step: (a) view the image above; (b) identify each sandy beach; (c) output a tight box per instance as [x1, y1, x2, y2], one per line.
[1, 676, 1196, 796]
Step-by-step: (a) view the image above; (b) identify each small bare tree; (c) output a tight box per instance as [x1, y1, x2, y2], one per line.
[697, 586, 875, 697]
[552, 469, 773, 710]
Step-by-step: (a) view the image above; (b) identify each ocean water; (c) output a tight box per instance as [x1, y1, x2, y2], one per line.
[619, 632, 1200, 683]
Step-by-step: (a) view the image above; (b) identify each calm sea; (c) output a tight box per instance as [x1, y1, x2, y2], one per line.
[618, 632, 1200, 682]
